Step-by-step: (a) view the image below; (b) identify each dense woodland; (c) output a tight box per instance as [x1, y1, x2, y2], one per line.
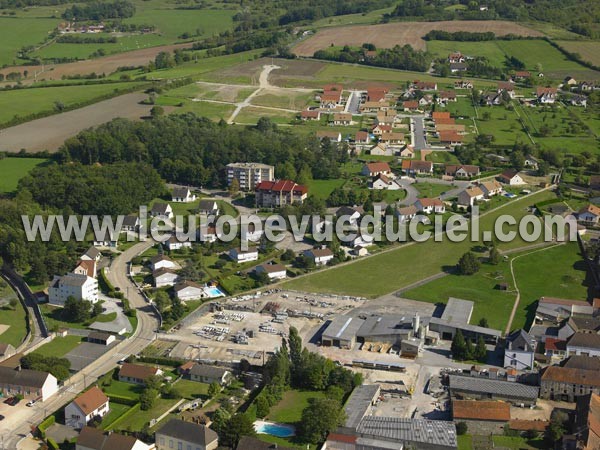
[61, 0, 135, 20]
[314, 44, 431, 72]
[59, 115, 348, 187]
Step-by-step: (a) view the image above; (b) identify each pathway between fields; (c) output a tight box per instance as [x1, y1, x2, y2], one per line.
[227, 64, 280, 124]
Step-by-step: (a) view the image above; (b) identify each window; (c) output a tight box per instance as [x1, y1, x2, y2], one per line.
[159, 437, 165, 445]
[169, 439, 173, 449]
[178, 443, 182, 450]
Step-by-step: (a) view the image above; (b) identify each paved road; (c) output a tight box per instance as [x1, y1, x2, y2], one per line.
[396, 178, 419, 206]
[2, 242, 159, 450]
[411, 116, 427, 150]
[345, 90, 361, 115]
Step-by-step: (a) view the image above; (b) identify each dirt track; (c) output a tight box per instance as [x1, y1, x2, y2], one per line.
[0, 92, 151, 152]
[293, 21, 544, 56]
[0, 42, 193, 82]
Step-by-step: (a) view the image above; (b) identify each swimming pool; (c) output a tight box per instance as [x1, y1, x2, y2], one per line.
[254, 421, 296, 437]
[205, 286, 225, 298]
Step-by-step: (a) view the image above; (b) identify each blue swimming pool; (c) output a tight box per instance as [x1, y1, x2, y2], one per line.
[205, 287, 225, 297]
[255, 421, 296, 437]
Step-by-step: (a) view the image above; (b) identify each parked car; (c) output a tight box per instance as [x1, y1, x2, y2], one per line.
[4, 396, 20, 406]
[26, 399, 36, 407]
[0, 415, 4, 421]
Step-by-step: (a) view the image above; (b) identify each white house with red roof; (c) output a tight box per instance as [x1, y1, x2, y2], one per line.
[65, 386, 109, 429]
[415, 198, 445, 214]
[361, 162, 392, 177]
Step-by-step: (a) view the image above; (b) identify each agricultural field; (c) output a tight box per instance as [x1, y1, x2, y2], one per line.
[0, 17, 59, 67]
[0, 82, 144, 125]
[555, 40, 600, 67]
[310, 6, 395, 29]
[292, 21, 543, 56]
[251, 90, 316, 110]
[0, 157, 48, 193]
[234, 106, 296, 125]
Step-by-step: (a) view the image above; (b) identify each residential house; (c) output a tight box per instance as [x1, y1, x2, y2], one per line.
[319, 90, 342, 109]
[153, 268, 178, 288]
[361, 162, 392, 177]
[118, 363, 162, 385]
[498, 169, 524, 185]
[303, 248, 334, 266]
[226, 162, 275, 191]
[331, 112, 352, 126]
[81, 247, 101, 262]
[0, 366, 58, 401]
[92, 230, 117, 249]
[354, 131, 370, 144]
[524, 155, 539, 170]
[415, 198, 445, 214]
[544, 338, 567, 361]
[564, 76, 578, 86]
[376, 109, 396, 126]
[366, 87, 389, 102]
[399, 146, 415, 158]
[396, 205, 418, 223]
[498, 81, 515, 98]
[180, 362, 232, 386]
[300, 110, 320, 121]
[481, 91, 503, 106]
[403, 100, 419, 111]
[504, 329, 536, 371]
[450, 62, 468, 73]
[480, 180, 503, 197]
[448, 52, 465, 63]
[371, 174, 401, 190]
[359, 101, 391, 113]
[155, 419, 219, 450]
[198, 200, 219, 216]
[514, 71, 531, 80]
[150, 255, 177, 271]
[150, 203, 173, 219]
[65, 386, 109, 429]
[567, 332, 600, 358]
[439, 130, 464, 146]
[419, 94, 434, 106]
[0, 343, 15, 362]
[316, 130, 342, 142]
[445, 165, 480, 179]
[369, 142, 393, 156]
[570, 95, 588, 107]
[540, 365, 600, 402]
[198, 224, 220, 243]
[255, 180, 308, 208]
[255, 263, 287, 280]
[559, 315, 600, 342]
[402, 160, 433, 176]
[537, 87, 558, 104]
[431, 111, 451, 120]
[452, 400, 510, 435]
[171, 187, 196, 203]
[455, 80, 474, 89]
[228, 247, 259, 263]
[76, 426, 151, 450]
[379, 132, 405, 145]
[164, 236, 192, 252]
[174, 281, 207, 302]
[414, 81, 437, 91]
[49, 273, 98, 306]
[336, 206, 364, 227]
[578, 205, 600, 227]
[122, 215, 140, 233]
[73, 259, 97, 279]
[438, 91, 457, 103]
[371, 124, 392, 136]
[458, 187, 484, 207]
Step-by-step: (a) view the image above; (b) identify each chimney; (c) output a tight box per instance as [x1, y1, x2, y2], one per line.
[412, 313, 420, 337]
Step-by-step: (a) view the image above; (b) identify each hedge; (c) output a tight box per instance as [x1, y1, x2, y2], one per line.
[38, 415, 55, 439]
[105, 403, 141, 431]
[98, 268, 115, 293]
[107, 393, 139, 406]
[137, 355, 184, 368]
[46, 438, 59, 450]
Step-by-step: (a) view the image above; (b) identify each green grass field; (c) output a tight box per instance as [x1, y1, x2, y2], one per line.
[404, 260, 516, 331]
[284, 190, 557, 298]
[102, 379, 144, 400]
[235, 106, 296, 125]
[0, 82, 143, 125]
[174, 379, 209, 399]
[32, 335, 83, 357]
[100, 403, 131, 429]
[114, 397, 179, 431]
[0, 16, 59, 66]
[0, 283, 28, 348]
[0, 157, 48, 193]
[413, 182, 449, 198]
[305, 179, 346, 199]
[267, 389, 326, 424]
[251, 91, 315, 110]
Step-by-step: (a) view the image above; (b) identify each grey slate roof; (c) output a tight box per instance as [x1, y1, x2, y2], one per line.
[568, 332, 600, 350]
[564, 355, 600, 371]
[344, 384, 381, 429]
[506, 329, 535, 352]
[156, 419, 218, 446]
[321, 316, 365, 342]
[84, 246, 101, 259]
[356, 416, 457, 449]
[189, 363, 229, 379]
[0, 366, 52, 388]
[448, 375, 538, 400]
[441, 298, 473, 324]
[59, 273, 88, 287]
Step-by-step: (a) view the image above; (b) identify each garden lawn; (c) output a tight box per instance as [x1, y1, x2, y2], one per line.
[306, 179, 346, 199]
[267, 389, 326, 425]
[0, 157, 48, 193]
[284, 190, 557, 297]
[413, 182, 449, 198]
[174, 379, 209, 400]
[102, 379, 144, 400]
[492, 435, 545, 449]
[114, 398, 180, 432]
[0, 299, 27, 348]
[32, 335, 83, 358]
[511, 241, 588, 330]
[100, 403, 131, 429]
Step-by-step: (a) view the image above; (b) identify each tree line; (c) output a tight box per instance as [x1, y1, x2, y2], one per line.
[62, 0, 135, 21]
[313, 44, 431, 72]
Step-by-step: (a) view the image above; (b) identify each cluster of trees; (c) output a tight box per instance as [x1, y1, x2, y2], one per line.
[451, 329, 488, 362]
[59, 115, 347, 188]
[153, 291, 187, 328]
[19, 162, 167, 216]
[314, 44, 431, 72]
[424, 30, 497, 41]
[21, 353, 71, 381]
[278, 0, 394, 25]
[386, 0, 600, 38]
[63, 296, 103, 323]
[56, 35, 118, 44]
[247, 327, 361, 444]
[62, 0, 135, 20]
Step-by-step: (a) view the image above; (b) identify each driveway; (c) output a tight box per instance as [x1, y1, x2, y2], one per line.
[395, 178, 419, 206]
[345, 91, 362, 115]
[411, 116, 427, 150]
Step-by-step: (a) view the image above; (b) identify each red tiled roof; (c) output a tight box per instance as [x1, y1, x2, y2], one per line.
[255, 180, 308, 195]
[537, 87, 557, 96]
[432, 111, 451, 119]
[439, 130, 463, 142]
[453, 400, 510, 422]
[119, 363, 160, 381]
[435, 117, 456, 125]
[73, 386, 108, 416]
[403, 100, 419, 109]
[418, 197, 444, 207]
[355, 131, 369, 141]
[301, 110, 320, 118]
[365, 162, 391, 173]
[327, 433, 357, 444]
[323, 84, 343, 92]
[509, 420, 549, 432]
